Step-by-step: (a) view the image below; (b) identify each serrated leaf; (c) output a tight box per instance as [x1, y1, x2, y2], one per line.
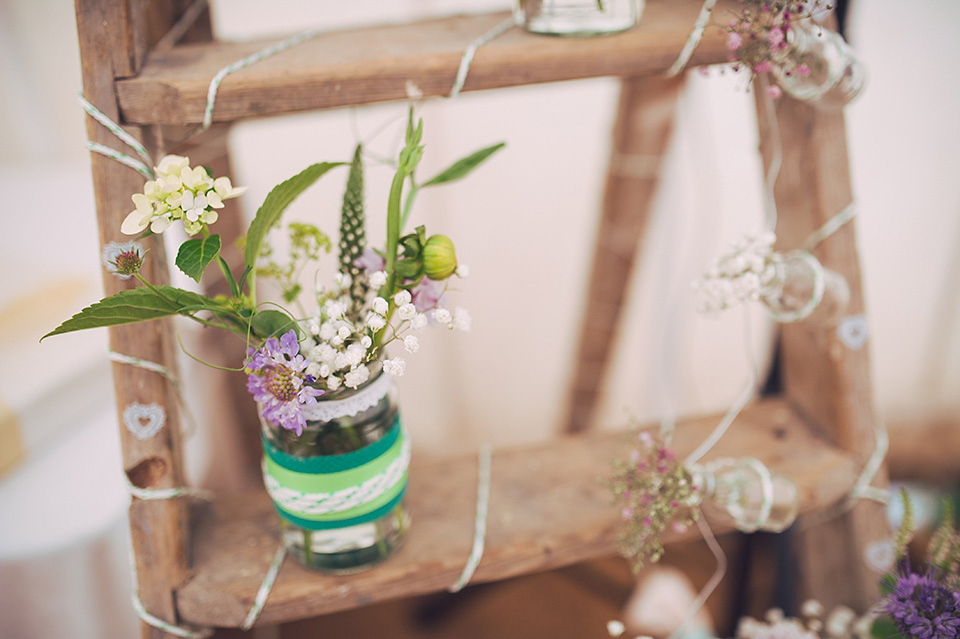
[244, 162, 345, 274]
[422, 142, 505, 187]
[42, 287, 222, 340]
[176, 235, 222, 283]
[251, 309, 300, 340]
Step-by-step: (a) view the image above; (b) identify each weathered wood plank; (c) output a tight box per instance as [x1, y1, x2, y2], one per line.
[115, 0, 739, 126]
[565, 74, 684, 433]
[176, 399, 858, 627]
[755, 87, 889, 613]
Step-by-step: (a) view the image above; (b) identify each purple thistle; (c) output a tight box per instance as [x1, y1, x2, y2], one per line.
[883, 566, 960, 639]
[245, 330, 323, 435]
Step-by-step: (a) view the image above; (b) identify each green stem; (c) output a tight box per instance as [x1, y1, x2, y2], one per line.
[375, 167, 408, 351]
[399, 180, 420, 232]
[302, 528, 314, 566]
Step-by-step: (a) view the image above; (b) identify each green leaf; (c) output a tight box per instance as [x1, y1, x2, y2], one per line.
[176, 235, 222, 283]
[42, 287, 222, 340]
[251, 309, 300, 340]
[244, 162, 345, 276]
[422, 142, 505, 187]
[878, 572, 897, 595]
[869, 616, 898, 639]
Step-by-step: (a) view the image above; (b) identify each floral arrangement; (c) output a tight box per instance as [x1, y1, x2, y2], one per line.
[46, 109, 503, 435]
[722, 1, 834, 98]
[737, 602, 876, 639]
[605, 431, 700, 571]
[692, 232, 779, 315]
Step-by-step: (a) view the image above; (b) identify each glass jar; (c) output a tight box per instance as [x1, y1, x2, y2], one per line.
[514, 0, 643, 37]
[773, 22, 865, 109]
[760, 250, 849, 326]
[690, 457, 799, 533]
[261, 365, 410, 573]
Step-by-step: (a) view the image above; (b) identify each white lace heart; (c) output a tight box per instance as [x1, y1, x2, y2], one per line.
[123, 403, 166, 441]
[837, 314, 869, 350]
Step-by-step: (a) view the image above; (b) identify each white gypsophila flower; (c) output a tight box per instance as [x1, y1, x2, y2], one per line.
[331, 335, 343, 346]
[433, 308, 452, 324]
[334, 352, 352, 371]
[366, 313, 387, 331]
[335, 272, 352, 288]
[308, 317, 321, 335]
[369, 271, 388, 288]
[319, 322, 336, 340]
[319, 344, 336, 365]
[309, 345, 324, 362]
[299, 336, 316, 353]
[403, 335, 419, 353]
[452, 307, 471, 332]
[346, 343, 365, 366]
[337, 325, 352, 341]
[372, 297, 389, 315]
[606, 620, 625, 637]
[318, 364, 331, 378]
[327, 375, 341, 391]
[394, 290, 412, 306]
[455, 263, 469, 278]
[305, 362, 321, 378]
[800, 600, 824, 619]
[397, 303, 417, 321]
[325, 299, 346, 320]
[825, 607, 856, 638]
[383, 357, 406, 377]
[344, 365, 370, 389]
[360, 335, 372, 349]
[412, 313, 428, 330]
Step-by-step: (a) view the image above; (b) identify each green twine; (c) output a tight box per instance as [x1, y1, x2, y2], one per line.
[79, 93, 155, 177]
[665, 0, 718, 77]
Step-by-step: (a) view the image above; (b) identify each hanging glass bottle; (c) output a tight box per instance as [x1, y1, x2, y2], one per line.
[773, 22, 866, 108]
[514, 0, 643, 37]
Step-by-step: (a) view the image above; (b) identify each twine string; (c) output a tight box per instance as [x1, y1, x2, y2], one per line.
[154, 0, 209, 53]
[127, 543, 214, 638]
[450, 444, 493, 593]
[667, 515, 727, 639]
[241, 541, 289, 630]
[108, 350, 198, 438]
[665, 0, 718, 78]
[450, 18, 515, 98]
[79, 93, 153, 178]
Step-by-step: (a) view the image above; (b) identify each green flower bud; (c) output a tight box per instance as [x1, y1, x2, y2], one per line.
[423, 234, 458, 280]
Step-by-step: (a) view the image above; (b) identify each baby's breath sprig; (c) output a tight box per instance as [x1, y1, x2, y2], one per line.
[605, 431, 700, 572]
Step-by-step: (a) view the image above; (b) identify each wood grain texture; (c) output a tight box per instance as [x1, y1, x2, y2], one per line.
[564, 74, 684, 433]
[754, 88, 889, 613]
[74, 2, 214, 637]
[115, 0, 739, 126]
[176, 399, 858, 627]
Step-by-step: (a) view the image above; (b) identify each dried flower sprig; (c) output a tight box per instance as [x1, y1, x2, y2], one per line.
[605, 431, 700, 572]
[737, 603, 876, 639]
[723, 1, 834, 98]
[692, 232, 779, 314]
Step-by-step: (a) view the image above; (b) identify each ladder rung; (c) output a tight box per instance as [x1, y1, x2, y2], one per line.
[116, 1, 735, 126]
[176, 398, 858, 627]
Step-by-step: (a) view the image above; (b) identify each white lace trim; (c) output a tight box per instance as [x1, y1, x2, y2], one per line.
[263, 435, 411, 515]
[302, 371, 392, 422]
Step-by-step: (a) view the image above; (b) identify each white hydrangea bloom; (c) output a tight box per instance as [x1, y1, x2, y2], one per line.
[403, 335, 419, 353]
[383, 357, 406, 377]
[397, 303, 417, 321]
[393, 290, 412, 306]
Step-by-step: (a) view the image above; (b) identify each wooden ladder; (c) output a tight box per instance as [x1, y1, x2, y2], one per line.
[74, 1, 888, 636]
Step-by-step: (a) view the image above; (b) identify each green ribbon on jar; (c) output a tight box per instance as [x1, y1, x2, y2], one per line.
[262, 418, 410, 530]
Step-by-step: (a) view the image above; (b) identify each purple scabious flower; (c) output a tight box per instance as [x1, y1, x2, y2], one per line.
[884, 567, 960, 639]
[246, 330, 323, 435]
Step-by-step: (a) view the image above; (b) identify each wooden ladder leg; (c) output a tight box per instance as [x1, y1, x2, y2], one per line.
[755, 89, 889, 612]
[564, 74, 684, 434]
[74, 2, 217, 637]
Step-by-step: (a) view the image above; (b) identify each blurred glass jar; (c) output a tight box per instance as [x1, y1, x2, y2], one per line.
[514, 0, 643, 37]
[760, 250, 849, 326]
[690, 457, 799, 533]
[773, 22, 866, 108]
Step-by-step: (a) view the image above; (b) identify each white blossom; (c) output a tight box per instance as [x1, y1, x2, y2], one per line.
[397, 303, 417, 321]
[366, 313, 387, 331]
[327, 375, 341, 391]
[344, 365, 370, 389]
[403, 335, 419, 353]
[372, 297, 389, 315]
[369, 271, 388, 288]
[305, 362, 321, 378]
[455, 263, 470, 278]
[337, 325, 352, 341]
[334, 272, 352, 288]
[319, 322, 336, 340]
[452, 307, 471, 332]
[393, 290, 412, 306]
[433, 308, 452, 325]
[412, 313, 428, 330]
[383, 357, 406, 377]
[360, 335, 372, 349]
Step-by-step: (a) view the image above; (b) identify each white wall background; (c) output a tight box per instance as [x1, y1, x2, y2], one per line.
[0, 1, 958, 636]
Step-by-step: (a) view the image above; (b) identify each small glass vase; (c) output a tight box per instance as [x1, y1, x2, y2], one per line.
[514, 0, 643, 37]
[760, 250, 849, 326]
[261, 365, 410, 573]
[773, 22, 865, 108]
[690, 457, 799, 533]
